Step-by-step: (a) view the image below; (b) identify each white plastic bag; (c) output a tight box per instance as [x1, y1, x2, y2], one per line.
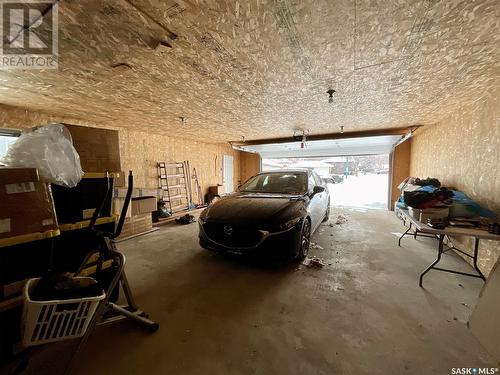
[1, 124, 84, 188]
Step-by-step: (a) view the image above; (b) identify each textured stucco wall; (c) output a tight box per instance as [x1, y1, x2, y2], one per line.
[410, 87, 500, 276]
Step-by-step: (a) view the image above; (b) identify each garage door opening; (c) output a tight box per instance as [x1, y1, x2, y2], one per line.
[262, 154, 390, 209]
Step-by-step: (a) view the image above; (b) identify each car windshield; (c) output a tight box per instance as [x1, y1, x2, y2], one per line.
[239, 172, 307, 194]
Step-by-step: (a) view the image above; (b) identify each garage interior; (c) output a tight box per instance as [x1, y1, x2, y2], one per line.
[0, 1, 499, 374]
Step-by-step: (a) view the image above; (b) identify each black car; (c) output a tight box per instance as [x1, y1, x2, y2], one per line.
[199, 170, 330, 260]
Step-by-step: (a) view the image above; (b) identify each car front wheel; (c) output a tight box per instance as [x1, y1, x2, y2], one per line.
[323, 202, 330, 222]
[297, 219, 311, 261]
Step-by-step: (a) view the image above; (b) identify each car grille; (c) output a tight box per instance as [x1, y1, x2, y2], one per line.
[203, 222, 264, 248]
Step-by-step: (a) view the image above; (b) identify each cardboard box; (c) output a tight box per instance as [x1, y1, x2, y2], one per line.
[113, 171, 126, 187]
[113, 197, 132, 218]
[0, 168, 58, 239]
[117, 213, 152, 239]
[131, 196, 157, 215]
[66, 124, 121, 173]
[114, 187, 140, 198]
[208, 185, 224, 196]
[113, 195, 157, 218]
[140, 189, 159, 198]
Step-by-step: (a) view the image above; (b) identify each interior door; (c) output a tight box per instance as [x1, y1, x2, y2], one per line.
[223, 155, 234, 193]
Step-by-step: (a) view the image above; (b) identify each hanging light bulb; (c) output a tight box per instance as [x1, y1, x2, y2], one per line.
[327, 89, 336, 103]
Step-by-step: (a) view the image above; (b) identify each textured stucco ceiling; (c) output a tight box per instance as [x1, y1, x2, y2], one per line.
[0, 0, 498, 142]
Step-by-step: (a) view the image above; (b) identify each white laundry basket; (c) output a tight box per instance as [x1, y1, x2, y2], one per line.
[21, 277, 105, 347]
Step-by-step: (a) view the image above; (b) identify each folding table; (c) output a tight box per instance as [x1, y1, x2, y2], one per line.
[397, 209, 500, 286]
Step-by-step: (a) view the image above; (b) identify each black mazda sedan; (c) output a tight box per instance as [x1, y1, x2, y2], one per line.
[198, 169, 330, 260]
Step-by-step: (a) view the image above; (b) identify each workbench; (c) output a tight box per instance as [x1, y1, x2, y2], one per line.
[397, 209, 500, 287]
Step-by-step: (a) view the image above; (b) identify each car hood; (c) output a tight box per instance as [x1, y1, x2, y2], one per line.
[203, 193, 306, 225]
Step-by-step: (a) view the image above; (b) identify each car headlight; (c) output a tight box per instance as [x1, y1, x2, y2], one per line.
[279, 217, 301, 231]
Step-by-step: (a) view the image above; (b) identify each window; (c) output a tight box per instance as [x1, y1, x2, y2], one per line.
[0, 129, 20, 163]
[240, 172, 307, 194]
[312, 172, 323, 186]
[308, 174, 316, 193]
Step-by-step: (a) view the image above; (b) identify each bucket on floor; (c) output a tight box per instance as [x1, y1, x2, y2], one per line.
[21, 277, 105, 347]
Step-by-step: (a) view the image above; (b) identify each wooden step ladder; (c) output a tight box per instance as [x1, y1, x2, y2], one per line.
[158, 162, 190, 213]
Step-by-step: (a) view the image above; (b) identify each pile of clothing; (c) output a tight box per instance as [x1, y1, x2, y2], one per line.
[396, 176, 496, 219]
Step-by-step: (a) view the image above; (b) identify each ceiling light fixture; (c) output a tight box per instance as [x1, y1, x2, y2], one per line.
[327, 89, 336, 103]
[301, 133, 307, 149]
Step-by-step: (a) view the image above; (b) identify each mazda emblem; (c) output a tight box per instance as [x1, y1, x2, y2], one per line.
[223, 225, 234, 235]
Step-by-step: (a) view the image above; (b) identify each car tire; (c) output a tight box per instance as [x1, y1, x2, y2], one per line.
[297, 219, 311, 261]
[199, 238, 210, 250]
[322, 202, 330, 222]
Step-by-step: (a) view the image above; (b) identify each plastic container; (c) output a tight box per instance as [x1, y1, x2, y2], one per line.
[449, 203, 477, 218]
[408, 207, 422, 220]
[420, 207, 449, 223]
[21, 277, 105, 347]
[408, 207, 449, 223]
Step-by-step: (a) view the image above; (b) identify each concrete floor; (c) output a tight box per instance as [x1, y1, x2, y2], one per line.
[24, 208, 496, 374]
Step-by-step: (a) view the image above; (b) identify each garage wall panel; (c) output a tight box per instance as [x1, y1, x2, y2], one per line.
[239, 152, 261, 184]
[389, 139, 411, 210]
[119, 129, 241, 194]
[410, 87, 500, 276]
[0, 104, 241, 196]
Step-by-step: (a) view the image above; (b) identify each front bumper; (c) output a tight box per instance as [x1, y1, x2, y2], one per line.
[198, 221, 302, 258]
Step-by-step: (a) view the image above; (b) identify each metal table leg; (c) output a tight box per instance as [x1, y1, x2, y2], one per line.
[419, 234, 445, 287]
[472, 238, 486, 281]
[420, 235, 486, 287]
[398, 222, 412, 247]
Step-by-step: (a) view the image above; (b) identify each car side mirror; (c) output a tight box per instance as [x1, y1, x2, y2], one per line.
[312, 185, 325, 195]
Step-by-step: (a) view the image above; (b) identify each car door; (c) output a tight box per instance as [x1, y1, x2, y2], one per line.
[307, 173, 322, 230]
[312, 171, 329, 215]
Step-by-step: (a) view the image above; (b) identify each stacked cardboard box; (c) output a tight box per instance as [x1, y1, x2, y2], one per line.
[0, 168, 58, 239]
[65, 124, 121, 173]
[118, 213, 153, 239]
[115, 196, 157, 239]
